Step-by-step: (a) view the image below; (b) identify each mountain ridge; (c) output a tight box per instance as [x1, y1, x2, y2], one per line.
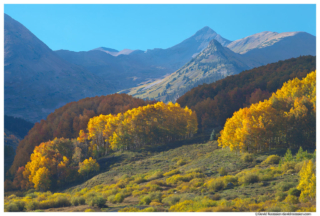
[125, 31, 315, 102]
[54, 26, 231, 93]
[4, 14, 115, 122]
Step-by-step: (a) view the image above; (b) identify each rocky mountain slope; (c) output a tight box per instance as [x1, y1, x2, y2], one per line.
[55, 26, 231, 91]
[126, 31, 315, 102]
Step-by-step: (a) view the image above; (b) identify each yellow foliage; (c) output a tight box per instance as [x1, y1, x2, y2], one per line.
[297, 206, 316, 212]
[78, 102, 198, 154]
[284, 194, 299, 204]
[32, 167, 51, 192]
[163, 169, 180, 177]
[85, 208, 95, 212]
[218, 71, 316, 153]
[297, 160, 316, 202]
[150, 201, 163, 206]
[78, 157, 100, 177]
[261, 155, 281, 165]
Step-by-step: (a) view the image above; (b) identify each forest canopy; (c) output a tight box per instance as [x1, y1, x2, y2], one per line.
[176, 56, 316, 130]
[8, 94, 154, 178]
[12, 102, 198, 191]
[79, 101, 198, 158]
[218, 71, 316, 153]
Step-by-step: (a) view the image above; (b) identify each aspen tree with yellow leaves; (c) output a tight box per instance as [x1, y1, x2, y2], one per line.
[78, 157, 100, 179]
[297, 160, 316, 202]
[218, 71, 316, 153]
[78, 102, 198, 154]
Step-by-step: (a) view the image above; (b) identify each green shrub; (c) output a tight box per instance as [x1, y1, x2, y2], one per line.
[88, 196, 106, 207]
[37, 199, 53, 209]
[209, 129, 216, 141]
[149, 180, 167, 186]
[166, 172, 204, 185]
[107, 195, 115, 203]
[5, 203, 19, 212]
[295, 161, 306, 172]
[26, 193, 38, 199]
[5, 201, 26, 212]
[107, 193, 124, 204]
[207, 178, 225, 191]
[26, 200, 39, 211]
[190, 178, 204, 187]
[259, 173, 274, 181]
[186, 168, 202, 173]
[238, 173, 259, 185]
[71, 197, 86, 206]
[114, 193, 125, 203]
[295, 147, 309, 161]
[146, 184, 162, 192]
[147, 170, 163, 180]
[163, 169, 180, 177]
[177, 159, 187, 166]
[223, 175, 238, 185]
[261, 155, 281, 165]
[25, 189, 36, 195]
[162, 195, 181, 206]
[102, 188, 118, 198]
[288, 188, 301, 197]
[132, 176, 147, 184]
[218, 167, 227, 176]
[16, 201, 26, 211]
[139, 192, 162, 205]
[275, 192, 287, 202]
[284, 149, 293, 162]
[139, 195, 152, 205]
[54, 196, 71, 208]
[241, 153, 253, 162]
[281, 161, 296, 173]
[284, 194, 299, 204]
[276, 182, 296, 192]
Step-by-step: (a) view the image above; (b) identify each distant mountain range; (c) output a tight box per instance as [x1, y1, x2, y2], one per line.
[54, 26, 231, 92]
[4, 14, 116, 122]
[4, 13, 316, 122]
[125, 31, 315, 102]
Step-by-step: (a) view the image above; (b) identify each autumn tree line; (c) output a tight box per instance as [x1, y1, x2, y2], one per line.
[218, 71, 315, 153]
[177, 56, 316, 131]
[6, 102, 198, 191]
[7, 94, 154, 178]
[78, 102, 197, 158]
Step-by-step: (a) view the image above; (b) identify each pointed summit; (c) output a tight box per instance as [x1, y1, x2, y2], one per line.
[194, 26, 217, 35]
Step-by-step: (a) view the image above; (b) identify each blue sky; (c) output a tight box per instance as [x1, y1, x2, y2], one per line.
[4, 4, 316, 52]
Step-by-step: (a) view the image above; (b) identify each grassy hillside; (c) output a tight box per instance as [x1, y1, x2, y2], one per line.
[4, 135, 315, 212]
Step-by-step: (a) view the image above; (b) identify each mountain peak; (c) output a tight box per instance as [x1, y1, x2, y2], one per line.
[194, 26, 216, 35]
[208, 39, 223, 46]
